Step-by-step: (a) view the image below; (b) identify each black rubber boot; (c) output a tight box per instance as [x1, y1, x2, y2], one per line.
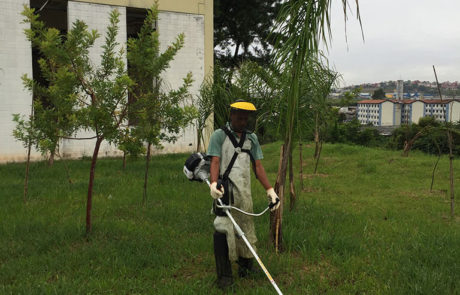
[237, 257, 258, 278]
[214, 231, 233, 289]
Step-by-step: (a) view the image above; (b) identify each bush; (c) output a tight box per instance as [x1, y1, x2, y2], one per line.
[389, 117, 460, 155]
[325, 118, 386, 147]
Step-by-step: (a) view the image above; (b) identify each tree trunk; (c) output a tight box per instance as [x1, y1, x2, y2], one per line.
[314, 113, 320, 158]
[86, 137, 103, 234]
[48, 150, 55, 166]
[63, 159, 73, 184]
[23, 100, 35, 204]
[196, 128, 201, 153]
[233, 42, 240, 59]
[430, 143, 441, 192]
[447, 130, 454, 217]
[122, 151, 127, 170]
[430, 153, 441, 193]
[314, 140, 323, 174]
[289, 150, 296, 211]
[143, 142, 152, 205]
[403, 130, 424, 157]
[57, 152, 73, 184]
[271, 144, 287, 252]
[23, 143, 32, 204]
[299, 142, 304, 191]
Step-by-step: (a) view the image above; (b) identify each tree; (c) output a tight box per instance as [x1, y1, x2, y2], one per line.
[214, 0, 283, 68]
[23, 6, 133, 234]
[117, 126, 145, 169]
[195, 76, 214, 152]
[433, 66, 456, 217]
[127, 5, 196, 204]
[372, 88, 385, 99]
[15, 7, 81, 202]
[340, 87, 361, 106]
[12, 112, 38, 203]
[309, 63, 338, 174]
[208, 61, 283, 138]
[270, 0, 362, 251]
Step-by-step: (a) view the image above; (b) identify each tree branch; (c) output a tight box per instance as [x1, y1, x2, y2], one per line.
[62, 136, 97, 140]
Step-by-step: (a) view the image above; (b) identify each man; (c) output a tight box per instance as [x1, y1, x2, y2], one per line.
[206, 100, 280, 289]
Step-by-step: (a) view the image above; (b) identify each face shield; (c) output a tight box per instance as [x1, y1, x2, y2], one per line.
[229, 109, 257, 133]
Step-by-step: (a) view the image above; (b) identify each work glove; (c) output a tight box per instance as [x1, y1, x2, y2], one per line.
[210, 181, 225, 199]
[266, 188, 280, 211]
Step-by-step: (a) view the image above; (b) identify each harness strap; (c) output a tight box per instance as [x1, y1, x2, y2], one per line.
[220, 126, 258, 180]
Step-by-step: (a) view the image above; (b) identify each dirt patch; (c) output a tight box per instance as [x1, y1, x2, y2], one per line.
[441, 215, 460, 223]
[302, 157, 337, 167]
[172, 254, 209, 280]
[303, 173, 329, 179]
[400, 191, 421, 200]
[300, 256, 339, 282]
[417, 189, 448, 198]
[302, 187, 320, 193]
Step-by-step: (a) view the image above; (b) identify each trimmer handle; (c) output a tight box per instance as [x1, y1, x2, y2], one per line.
[268, 198, 280, 210]
[216, 179, 223, 191]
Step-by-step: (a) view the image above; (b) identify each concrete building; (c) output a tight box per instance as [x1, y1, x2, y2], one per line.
[449, 100, 460, 122]
[396, 80, 403, 100]
[357, 100, 401, 126]
[400, 100, 424, 124]
[422, 100, 450, 122]
[0, 0, 213, 162]
[402, 99, 460, 124]
[357, 99, 460, 127]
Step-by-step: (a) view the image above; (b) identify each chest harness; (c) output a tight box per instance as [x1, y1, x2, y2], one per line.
[214, 126, 258, 216]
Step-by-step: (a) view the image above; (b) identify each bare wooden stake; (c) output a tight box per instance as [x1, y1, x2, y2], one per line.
[122, 151, 127, 170]
[271, 144, 285, 251]
[23, 143, 31, 204]
[430, 153, 441, 192]
[289, 149, 296, 211]
[314, 140, 323, 174]
[447, 131, 455, 217]
[433, 65, 454, 217]
[143, 142, 152, 206]
[299, 142, 304, 191]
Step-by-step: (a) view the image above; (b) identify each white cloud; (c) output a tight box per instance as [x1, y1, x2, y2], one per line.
[324, 0, 460, 86]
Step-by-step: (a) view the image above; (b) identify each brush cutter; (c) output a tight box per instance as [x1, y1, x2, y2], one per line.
[184, 153, 283, 295]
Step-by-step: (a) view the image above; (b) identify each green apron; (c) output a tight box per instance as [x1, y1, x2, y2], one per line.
[213, 132, 257, 261]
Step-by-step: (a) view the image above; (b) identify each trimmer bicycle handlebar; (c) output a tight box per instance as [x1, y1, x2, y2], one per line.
[213, 179, 278, 217]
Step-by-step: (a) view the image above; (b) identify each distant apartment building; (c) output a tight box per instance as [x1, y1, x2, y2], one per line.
[356, 100, 401, 126]
[357, 99, 460, 126]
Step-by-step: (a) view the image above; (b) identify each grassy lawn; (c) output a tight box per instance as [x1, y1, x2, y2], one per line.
[0, 143, 459, 294]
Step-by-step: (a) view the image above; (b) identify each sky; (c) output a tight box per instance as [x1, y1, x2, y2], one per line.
[324, 0, 460, 87]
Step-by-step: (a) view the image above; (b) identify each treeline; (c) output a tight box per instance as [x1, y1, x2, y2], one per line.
[311, 115, 460, 156]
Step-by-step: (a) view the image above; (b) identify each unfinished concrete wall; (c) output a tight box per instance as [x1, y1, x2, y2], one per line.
[156, 11, 205, 154]
[0, 1, 207, 162]
[61, 1, 127, 158]
[0, 0, 40, 163]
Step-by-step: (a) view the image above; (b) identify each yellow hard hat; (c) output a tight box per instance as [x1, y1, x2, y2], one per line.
[230, 101, 257, 111]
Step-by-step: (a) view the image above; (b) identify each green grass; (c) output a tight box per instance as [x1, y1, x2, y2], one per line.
[0, 143, 459, 294]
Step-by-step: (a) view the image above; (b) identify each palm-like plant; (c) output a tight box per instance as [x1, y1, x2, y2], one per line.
[270, 0, 362, 250]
